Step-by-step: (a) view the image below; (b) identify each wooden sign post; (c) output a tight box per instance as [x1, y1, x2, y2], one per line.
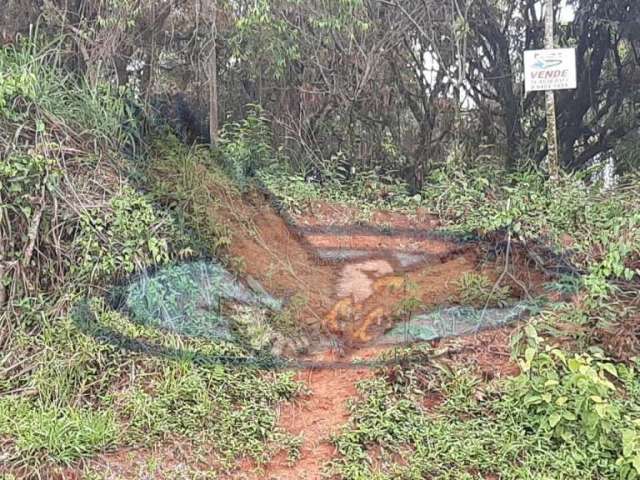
[545, 0, 559, 181]
[524, 0, 577, 181]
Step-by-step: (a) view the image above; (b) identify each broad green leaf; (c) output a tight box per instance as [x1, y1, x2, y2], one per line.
[549, 412, 562, 428]
[601, 363, 619, 378]
[525, 347, 536, 365]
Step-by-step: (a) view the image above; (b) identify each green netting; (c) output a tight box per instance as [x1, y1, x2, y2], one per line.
[83, 259, 539, 368]
[120, 260, 281, 343]
[380, 303, 530, 344]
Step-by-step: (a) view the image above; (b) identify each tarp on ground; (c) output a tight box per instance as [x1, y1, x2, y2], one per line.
[380, 303, 530, 344]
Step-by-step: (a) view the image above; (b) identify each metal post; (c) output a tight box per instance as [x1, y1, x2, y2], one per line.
[545, 0, 560, 180]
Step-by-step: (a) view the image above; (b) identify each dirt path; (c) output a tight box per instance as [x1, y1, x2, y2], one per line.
[235, 348, 384, 480]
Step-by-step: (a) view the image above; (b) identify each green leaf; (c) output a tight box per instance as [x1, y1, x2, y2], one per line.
[549, 412, 562, 428]
[525, 347, 536, 365]
[524, 324, 537, 340]
[601, 363, 619, 378]
[568, 358, 581, 372]
[623, 430, 636, 458]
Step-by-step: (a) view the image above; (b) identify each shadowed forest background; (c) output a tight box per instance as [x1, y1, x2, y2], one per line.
[3, 0, 639, 183]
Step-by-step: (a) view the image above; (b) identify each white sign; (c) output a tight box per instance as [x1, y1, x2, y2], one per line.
[524, 48, 577, 92]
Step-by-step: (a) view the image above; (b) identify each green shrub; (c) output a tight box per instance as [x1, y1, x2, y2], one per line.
[0, 39, 148, 309]
[514, 347, 624, 449]
[74, 187, 172, 283]
[510, 345, 640, 479]
[146, 134, 232, 255]
[422, 167, 640, 302]
[258, 163, 419, 215]
[219, 105, 274, 185]
[330, 345, 640, 480]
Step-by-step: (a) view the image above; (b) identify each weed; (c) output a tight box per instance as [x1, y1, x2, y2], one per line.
[1, 298, 304, 472]
[258, 164, 420, 215]
[74, 187, 172, 283]
[423, 167, 640, 304]
[0, 398, 119, 467]
[271, 294, 308, 334]
[146, 135, 232, 256]
[456, 272, 511, 308]
[228, 255, 247, 275]
[218, 104, 274, 186]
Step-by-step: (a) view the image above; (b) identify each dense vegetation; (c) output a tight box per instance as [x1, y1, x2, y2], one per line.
[1, 1, 639, 478]
[329, 343, 640, 479]
[0, 41, 302, 478]
[4, 0, 639, 183]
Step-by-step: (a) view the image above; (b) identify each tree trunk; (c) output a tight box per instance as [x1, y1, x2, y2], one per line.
[502, 92, 521, 171]
[208, 0, 219, 148]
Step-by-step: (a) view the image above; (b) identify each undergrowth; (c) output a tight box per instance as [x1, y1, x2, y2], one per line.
[423, 166, 639, 302]
[3, 30, 640, 480]
[0, 37, 175, 310]
[144, 134, 233, 256]
[0, 39, 302, 478]
[258, 164, 421, 215]
[330, 341, 640, 480]
[455, 272, 512, 308]
[421, 165, 640, 359]
[1, 298, 302, 475]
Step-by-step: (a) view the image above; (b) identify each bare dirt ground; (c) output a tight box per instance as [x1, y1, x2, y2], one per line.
[233, 348, 381, 480]
[215, 192, 544, 479]
[219, 190, 543, 350]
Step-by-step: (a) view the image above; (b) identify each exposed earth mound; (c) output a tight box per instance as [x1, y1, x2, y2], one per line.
[192, 182, 547, 353]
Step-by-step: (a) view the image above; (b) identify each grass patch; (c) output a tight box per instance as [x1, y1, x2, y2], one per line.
[0, 398, 119, 467]
[144, 134, 233, 257]
[329, 344, 640, 480]
[2, 300, 303, 473]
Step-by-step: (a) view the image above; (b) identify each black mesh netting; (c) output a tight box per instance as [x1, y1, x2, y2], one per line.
[120, 260, 281, 343]
[74, 258, 538, 370]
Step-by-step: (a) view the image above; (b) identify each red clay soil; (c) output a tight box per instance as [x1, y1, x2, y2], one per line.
[205, 184, 546, 351]
[231, 349, 383, 480]
[439, 326, 522, 379]
[304, 232, 454, 253]
[233, 328, 521, 480]
[197, 180, 470, 343]
[195, 180, 339, 330]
